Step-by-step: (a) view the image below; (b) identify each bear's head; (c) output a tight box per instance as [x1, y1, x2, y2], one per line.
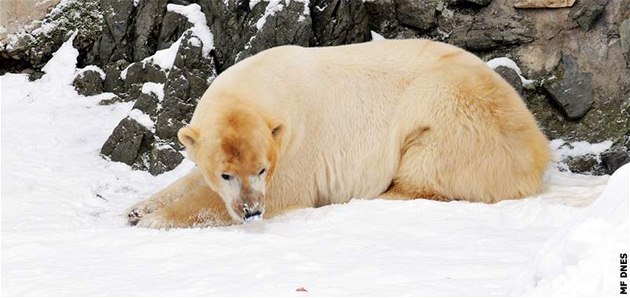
[177, 104, 284, 223]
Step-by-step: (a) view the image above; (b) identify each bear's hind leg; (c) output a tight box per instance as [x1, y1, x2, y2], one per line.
[378, 181, 452, 202]
[377, 127, 453, 202]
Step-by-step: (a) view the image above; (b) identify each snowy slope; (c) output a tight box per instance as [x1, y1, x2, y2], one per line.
[1, 35, 628, 296]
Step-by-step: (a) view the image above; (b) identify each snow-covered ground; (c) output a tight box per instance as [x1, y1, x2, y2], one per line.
[1, 35, 628, 296]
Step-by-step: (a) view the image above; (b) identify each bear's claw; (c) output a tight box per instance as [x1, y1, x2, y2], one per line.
[126, 201, 159, 226]
[127, 210, 142, 226]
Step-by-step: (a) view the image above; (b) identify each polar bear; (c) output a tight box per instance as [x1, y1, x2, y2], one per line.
[127, 39, 550, 229]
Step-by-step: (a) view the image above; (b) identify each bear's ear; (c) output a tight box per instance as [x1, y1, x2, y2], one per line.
[267, 119, 284, 143]
[178, 126, 199, 148]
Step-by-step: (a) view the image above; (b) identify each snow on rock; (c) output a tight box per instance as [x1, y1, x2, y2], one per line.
[371, 31, 385, 41]
[40, 30, 78, 85]
[486, 57, 536, 87]
[166, 3, 214, 58]
[141, 38, 182, 72]
[141, 82, 165, 101]
[119, 3, 215, 77]
[76, 65, 106, 80]
[251, 0, 310, 30]
[550, 139, 613, 162]
[128, 109, 155, 132]
[256, 1, 285, 30]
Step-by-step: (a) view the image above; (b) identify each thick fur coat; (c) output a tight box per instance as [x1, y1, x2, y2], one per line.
[127, 39, 550, 229]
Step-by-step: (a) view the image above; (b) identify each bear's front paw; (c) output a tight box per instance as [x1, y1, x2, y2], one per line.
[135, 210, 185, 230]
[126, 200, 160, 226]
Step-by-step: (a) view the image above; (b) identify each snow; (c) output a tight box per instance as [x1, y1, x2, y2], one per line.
[141, 82, 165, 101]
[249, 0, 309, 28]
[370, 31, 385, 41]
[256, 1, 285, 30]
[486, 57, 536, 87]
[128, 109, 155, 132]
[76, 65, 106, 80]
[167, 4, 214, 58]
[1, 34, 628, 296]
[551, 139, 613, 161]
[40, 30, 78, 85]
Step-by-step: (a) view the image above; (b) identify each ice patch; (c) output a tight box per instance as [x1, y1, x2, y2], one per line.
[486, 57, 536, 87]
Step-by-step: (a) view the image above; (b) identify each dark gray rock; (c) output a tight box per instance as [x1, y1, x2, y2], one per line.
[73, 69, 104, 96]
[364, 0, 398, 34]
[100, 115, 182, 175]
[101, 29, 216, 175]
[96, 0, 171, 64]
[494, 66, 523, 96]
[101, 117, 154, 167]
[601, 151, 630, 174]
[124, 62, 167, 85]
[103, 59, 129, 94]
[199, 0, 313, 71]
[621, 18, 630, 66]
[148, 145, 185, 175]
[133, 0, 169, 61]
[132, 93, 160, 118]
[570, 0, 608, 31]
[28, 70, 45, 81]
[448, 13, 535, 51]
[98, 95, 124, 105]
[311, 0, 371, 46]
[450, 0, 493, 6]
[394, 0, 437, 31]
[121, 61, 167, 100]
[157, 10, 193, 51]
[156, 31, 216, 144]
[198, 0, 250, 71]
[0, 0, 103, 72]
[543, 54, 594, 120]
[236, 0, 313, 63]
[98, 0, 135, 64]
[564, 155, 604, 175]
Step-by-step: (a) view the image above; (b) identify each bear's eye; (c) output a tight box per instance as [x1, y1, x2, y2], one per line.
[221, 174, 233, 181]
[258, 168, 266, 176]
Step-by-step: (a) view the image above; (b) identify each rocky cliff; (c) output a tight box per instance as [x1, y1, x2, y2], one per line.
[1, 0, 628, 175]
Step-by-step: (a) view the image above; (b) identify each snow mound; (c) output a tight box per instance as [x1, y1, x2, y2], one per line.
[40, 30, 78, 85]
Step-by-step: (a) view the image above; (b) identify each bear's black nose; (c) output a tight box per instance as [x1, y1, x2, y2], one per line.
[244, 210, 262, 221]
